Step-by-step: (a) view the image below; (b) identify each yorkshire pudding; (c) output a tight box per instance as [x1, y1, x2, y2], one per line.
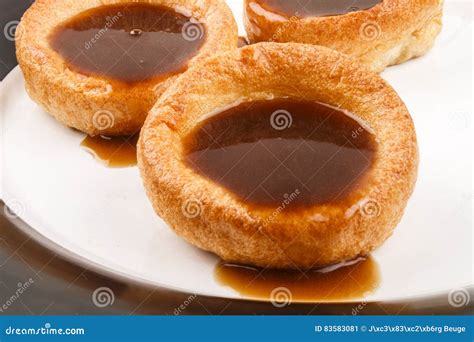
[16, 0, 237, 136]
[138, 43, 419, 269]
[244, 0, 443, 72]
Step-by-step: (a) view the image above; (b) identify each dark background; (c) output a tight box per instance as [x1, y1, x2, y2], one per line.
[0, 0, 33, 80]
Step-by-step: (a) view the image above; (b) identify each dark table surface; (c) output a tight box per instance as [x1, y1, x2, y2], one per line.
[1, 0, 472, 316]
[0, 0, 32, 80]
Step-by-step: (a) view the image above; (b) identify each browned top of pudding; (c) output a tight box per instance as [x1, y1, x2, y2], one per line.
[252, 0, 382, 17]
[49, 3, 206, 84]
[183, 99, 376, 209]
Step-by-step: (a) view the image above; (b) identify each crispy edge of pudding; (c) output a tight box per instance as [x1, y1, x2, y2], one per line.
[244, 0, 443, 72]
[138, 43, 419, 269]
[16, 0, 238, 136]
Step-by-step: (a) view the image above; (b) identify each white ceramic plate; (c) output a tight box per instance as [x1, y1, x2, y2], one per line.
[1, 0, 472, 303]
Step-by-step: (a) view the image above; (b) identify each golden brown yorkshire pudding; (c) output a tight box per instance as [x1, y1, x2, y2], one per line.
[16, 0, 237, 136]
[244, 0, 443, 72]
[138, 43, 418, 269]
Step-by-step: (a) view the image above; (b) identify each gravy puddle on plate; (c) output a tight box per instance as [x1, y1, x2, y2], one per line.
[81, 134, 139, 168]
[215, 256, 379, 302]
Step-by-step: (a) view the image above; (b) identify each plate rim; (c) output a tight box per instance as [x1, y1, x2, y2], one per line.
[1, 67, 473, 314]
[2, 199, 473, 314]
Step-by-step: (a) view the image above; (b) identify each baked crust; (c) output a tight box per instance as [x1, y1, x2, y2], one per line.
[16, 0, 237, 136]
[138, 43, 419, 269]
[244, 0, 443, 72]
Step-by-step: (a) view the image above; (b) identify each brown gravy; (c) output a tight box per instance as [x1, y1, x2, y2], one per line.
[253, 0, 382, 17]
[49, 3, 206, 84]
[81, 134, 138, 168]
[215, 257, 379, 302]
[183, 99, 376, 209]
